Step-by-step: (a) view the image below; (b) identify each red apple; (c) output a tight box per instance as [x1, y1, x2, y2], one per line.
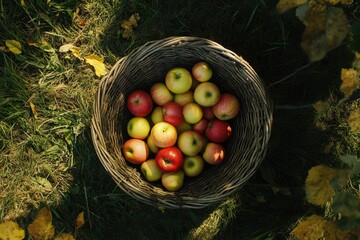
[212, 93, 240, 120]
[151, 122, 177, 148]
[202, 142, 226, 165]
[192, 61, 213, 82]
[127, 90, 153, 117]
[205, 119, 232, 143]
[122, 139, 149, 164]
[177, 130, 205, 156]
[150, 82, 174, 106]
[192, 118, 208, 134]
[194, 82, 220, 107]
[162, 102, 184, 126]
[202, 106, 215, 120]
[155, 146, 184, 172]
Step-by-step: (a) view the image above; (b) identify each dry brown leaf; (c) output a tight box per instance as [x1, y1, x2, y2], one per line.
[348, 109, 360, 133]
[313, 100, 330, 115]
[340, 68, 360, 96]
[54, 233, 76, 240]
[5, 39, 22, 54]
[276, 0, 307, 14]
[75, 211, 85, 230]
[0, 221, 25, 240]
[28, 207, 55, 240]
[120, 13, 140, 39]
[84, 54, 107, 77]
[26, 39, 39, 47]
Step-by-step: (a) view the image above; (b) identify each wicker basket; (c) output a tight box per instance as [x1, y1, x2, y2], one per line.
[91, 36, 273, 209]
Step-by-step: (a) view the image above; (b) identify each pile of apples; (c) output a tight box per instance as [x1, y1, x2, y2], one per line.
[122, 61, 240, 191]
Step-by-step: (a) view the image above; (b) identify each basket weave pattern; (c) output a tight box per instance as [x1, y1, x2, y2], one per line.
[91, 36, 273, 209]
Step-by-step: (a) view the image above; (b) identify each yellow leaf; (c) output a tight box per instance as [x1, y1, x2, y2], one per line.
[340, 68, 360, 97]
[276, 0, 307, 14]
[348, 109, 360, 133]
[0, 221, 25, 240]
[292, 214, 351, 240]
[120, 13, 140, 39]
[313, 100, 330, 115]
[84, 54, 107, 77]
[305, 165, 348, 206]
[70, 46, 82, 60]
[59, 43, 74, 53]
[28, 207, 55, 240]
[26, 39, 39, 47]
[20, 0, 25, 6]
[5, 40, 22, 54]
[75, 211, 85, 230]
[54, 233, 76, 240]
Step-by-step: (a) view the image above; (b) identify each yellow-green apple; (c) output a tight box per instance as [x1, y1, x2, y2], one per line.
[202, 106, 215, 120]
[162, 102, 184, 126]
[122, 139, 149, 164]
[174, 90, 194, 106]
[151, 122, 177, 148]
[151, 106, 164, 124]
[183, 155, 205, 177]
[155, 146, 183, 172]
[191, 61, 213, 82]
[192, 118, 208, 134]
[177, 130, 204, 156]
[150, 82, 174, 106]
[202, 142, 226, 165]
[205, 119, 232, 143]
[165, 67, 192, 94]
[127, 117, 150, 139]
[194, 82, 220, 107]
[212, 93, 240, 120]
[147, 134, 159, 154]
[127, 89, 153, 117]
[161, 170, 185, 191]
[141, 159, 163, 182]
[182, 102, 203, 124]
[175, 121, 192, 134]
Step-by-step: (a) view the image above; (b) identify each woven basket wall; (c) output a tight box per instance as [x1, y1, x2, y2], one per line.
[91, 36, 273, 209]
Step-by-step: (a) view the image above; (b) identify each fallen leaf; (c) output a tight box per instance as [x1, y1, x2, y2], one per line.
[26, 39, 39, 47]
[84, 54, 107, 77]
[120, 13, 141, 39]
[75, 211, 85, 230]
[28, 207, 55, 240]
[348, 109, 360, 132]
[276, 0, 307, 14]
[292, 214, 351, 240]
[59, 43, 74, 53]
[313, 100, 330, 115]
[54, 233, 76, 240]
[32, 176, 53, 191]
[305, 165, 348, 206]
[0, 221, 25, 240]
[340, 68, 359, 97]
[70, 46, 82, 60]
[20, 0, 25, 6]
[5, 39, 22, 54]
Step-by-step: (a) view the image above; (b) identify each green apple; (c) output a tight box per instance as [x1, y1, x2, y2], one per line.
[127, 117, 150, 139]
[183, 155, 204, 177]
[147, 134, 159, 154]
[177, 130, 204, 156]
[194, 82, 221, 107]
[161, 170, 185, 191]
[151, 122, 177, 148]
[182, 102, 203, 124]
[174, 90, 194, 106]
[141, 159, 163, 182]
[165, 67, 192, 94]
[151, 106, 164, 124]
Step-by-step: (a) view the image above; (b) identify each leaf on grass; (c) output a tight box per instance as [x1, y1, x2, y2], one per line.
[70, 46, 82, 60]
[75, 211, 85, 230]
[120, 13, 141, 39]
[291, 214, 351, 240]
[340, 68, 359, 97]
[26, 39, 39, 47]
[54, 233, 76, 240]
[347, 109, 360, 133]
[5, 40, 22, 54]
[305, 165, 348, 206]
[301, 6, 348, 62]
[84, 54, 107, 77]
[276, 0, 307, 14]
[59, 43, 75, 53]
[313, 100, 330, 115]
[0, 221, 25, 240]
[29, 101, 38, 119]
[28, 207, 55, 240]
[32, 176, 53, 192]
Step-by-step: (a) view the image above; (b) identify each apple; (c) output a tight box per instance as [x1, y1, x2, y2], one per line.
[165, 67, 192, 94]
[177, 130, 204, 156]
[151, 122, 177, 148]
[192, 61, 213, 82]
[141, 159, 163, 182]
[122, 139, 149, 164]
[155, 146, 184, 172]
[191, 77, 201, 90]
[151, 106, 164, 124]
[161, 170, 185, 192]
[183, 155, 204, 177]
[150, 82, 174, 106]
[127, 90, 153, 117]
[174, 90, 194, 106]
[202, 106, 215, 120]
[202, 142, 226, 165]
[182, 102, 203, 124]
[192, 118, 208, 134]
[175, 121, 192, 134]
[147, 134, 159, 154]
[162, 102, 184, 126]
[205, 119, 232, 143]
[127, 117, 150, 139]
[212, 93, 240, 120]
[194, 82, 220, 107]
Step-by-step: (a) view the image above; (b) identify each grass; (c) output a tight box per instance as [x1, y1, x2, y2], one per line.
[1, 0, 359, 239]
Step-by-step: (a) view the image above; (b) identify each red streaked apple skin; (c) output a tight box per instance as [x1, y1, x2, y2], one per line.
[202, 106, 215, 120]
[127, 90, 153, 117]
[205, 119, 232, 143]
[192, 118, 208, 134]
[161, 170, 185, 192]
[163, 102, 184, 126]
[155, 146, 184, 172]
[202, 142, 226, 165]
[122, 139, 149, 165]
[192, 61, 213, 82]
[212, 93, 240, 120]
[150, 82, 174, 106]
